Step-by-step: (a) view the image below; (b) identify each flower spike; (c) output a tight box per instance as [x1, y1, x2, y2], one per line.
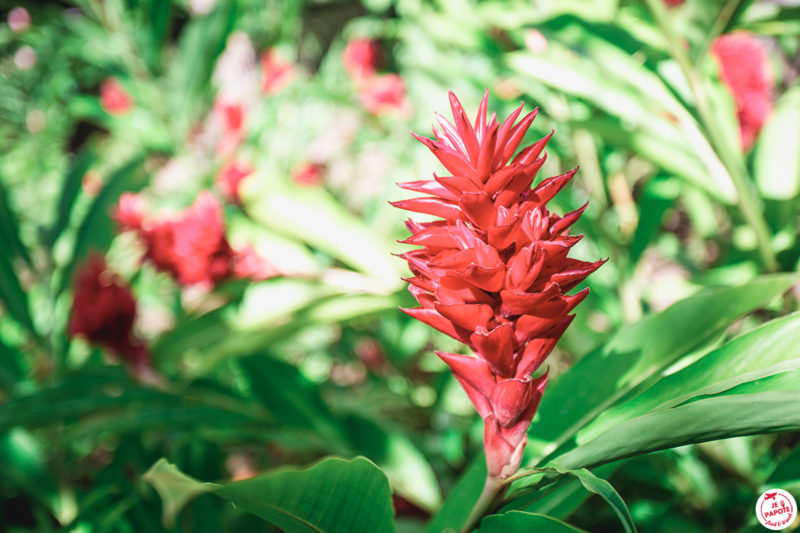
[394, 92, 602, 481]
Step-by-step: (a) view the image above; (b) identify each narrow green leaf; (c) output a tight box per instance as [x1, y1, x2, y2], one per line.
[0, 248, 35, 334]
[543, 465, 636, 533]
[0, 177, 31, 266]
[58, 154, 146, 295]
[144, 456, 396, 533]
[504, 463, 621, 519]
[477, 510, 587, 532]
[48, 149, 95, 246]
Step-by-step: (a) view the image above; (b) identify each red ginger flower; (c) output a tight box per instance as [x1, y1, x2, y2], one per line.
[69, 254, 149, 370]
[393, 92, 603, 480]
[116, 191, 276, 288]
[711, 32, 773, 151]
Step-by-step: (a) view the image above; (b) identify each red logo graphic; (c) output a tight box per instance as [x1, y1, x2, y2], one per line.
[756, 488, 797, 530]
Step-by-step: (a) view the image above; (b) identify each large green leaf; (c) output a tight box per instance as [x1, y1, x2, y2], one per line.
[144, 456, 396, 533]
[578, 311, 800, 443]
[241, 354, 441, 511]
[476, 511, 587, 532]
[554, 389, 800, 470]
[526, 275, 795, 466]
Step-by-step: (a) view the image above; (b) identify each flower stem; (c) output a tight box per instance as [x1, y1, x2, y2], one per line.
[462, 475, 503, 533]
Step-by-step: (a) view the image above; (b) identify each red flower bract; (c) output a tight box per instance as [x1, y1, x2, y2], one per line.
[116, 191, 275, 288]
[69, 254, 148, 368]
[711, 32, 773, 151]
[393, 92, 603, 479]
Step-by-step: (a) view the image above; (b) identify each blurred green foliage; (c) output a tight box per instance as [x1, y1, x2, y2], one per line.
[0, 0, 799, 531]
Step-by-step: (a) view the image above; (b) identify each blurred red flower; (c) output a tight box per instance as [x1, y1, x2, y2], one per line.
[358, 74, 408, 117]
[393, 92, 602, 480]
[216, 159, 253, 204]
[116, 191, 276, 287]
[261, 48, 296, 94]
[342, 38, 383, 80]
[291, 162, 325, 186]
[711, 32, 773, 151]
[100, 77, 133, 115]
[662, 0, 684, 6]
[69, 254, 149, 369]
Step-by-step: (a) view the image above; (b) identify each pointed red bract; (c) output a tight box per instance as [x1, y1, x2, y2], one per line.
[394, 91, 601, 479]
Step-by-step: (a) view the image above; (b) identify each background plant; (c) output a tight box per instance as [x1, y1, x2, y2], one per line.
[0, 0, 799, 531]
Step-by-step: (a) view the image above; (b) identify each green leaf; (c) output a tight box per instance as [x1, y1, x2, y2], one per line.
[243, 181, 401, 287]
[239, 354, 349, 453]
[0, 428, 60, 513]
[540, 465, 636, 533]
[166, 0, 237, 138]
[47, 149, 95, 246]
[763, 444, 800, 493]
[58, 154, 146, 296]
[755, 84, 800, 200]
[425, 455, 487, 533]
[0, 243, 35, 334]
[0, 177, 31, 266]
[554, 389, 800, 470]
[144, 456, 396, 533]
[477, 511, 587, 532]
[144, 458, 217, 527]
[504, 463, 621, 519]
[578, 311, 800, 443]
[526, 274, 795, 466]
